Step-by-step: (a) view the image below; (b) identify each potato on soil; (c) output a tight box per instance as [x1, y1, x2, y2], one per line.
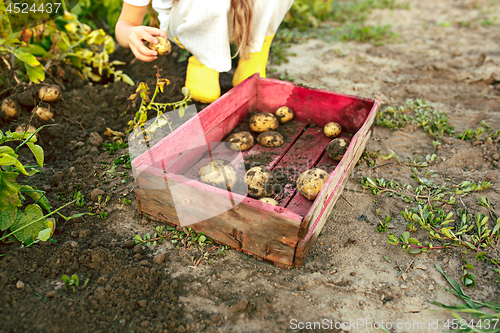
[274, 106, 294, 124]
[249, 112, 279, 132]
[324, 122, 342, 139]
[32, 106, 54, 121]
[245, 166, 277, 198]
[257, 131, 284, 148]
[38, 85, 62, 102]
[15, 124, 38, 138]
[326, 137, 350, 161]
[197, 160, 238, 190]
[1, 97, 20, 120]
[297, 168, 330, 201]
[225, 131, 254, 151]
[259, 197, 279, 205]
[148, 36, 171, 56]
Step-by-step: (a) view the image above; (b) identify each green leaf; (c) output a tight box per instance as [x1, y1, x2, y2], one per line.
[62, 275, 70, 283]
[435, 264, 478, 310]
[25, 63, 45, 84]
[20, 185, 51, 212]
[0, 206, 17, 231]
[26, 143, 44, 167]
[17, 44, 47, 56]
[10, 204, 52, 245]
[71, 275, 79, 287]
[13, 49, 40, 67]
[37, 228, 52, 241]
[119, 73, 135, 86]
[402, 231, 410, 244]
[408, 247, 422, 254]
[0, 171, 21, 211]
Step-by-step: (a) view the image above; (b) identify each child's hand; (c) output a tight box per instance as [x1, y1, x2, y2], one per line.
[129, 26, 167, 62]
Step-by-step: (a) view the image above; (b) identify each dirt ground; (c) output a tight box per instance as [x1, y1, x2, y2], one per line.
[1, 0, 500, 332]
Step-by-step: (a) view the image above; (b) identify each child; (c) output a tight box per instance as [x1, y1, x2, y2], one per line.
[116, 0, 294, 103]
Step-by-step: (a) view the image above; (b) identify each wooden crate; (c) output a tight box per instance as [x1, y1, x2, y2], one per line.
[132, 74, 380, 268]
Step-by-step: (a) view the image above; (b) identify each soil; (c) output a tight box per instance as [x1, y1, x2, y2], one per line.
[1, 0, 500, 332]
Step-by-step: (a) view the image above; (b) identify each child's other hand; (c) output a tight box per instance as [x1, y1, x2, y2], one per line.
[129, 26, 167, 62]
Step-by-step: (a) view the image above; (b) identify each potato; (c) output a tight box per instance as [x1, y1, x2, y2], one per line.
[148, 36, 171, 56]
[225, 131, 254, 151]
[257, 131, 284, 148]
[1, 97, 19, 120]
[324, 122, 342, 139]
[197, 160, 238, 190]
[297, 168, 330, 201]
[38, 85, 62, 102]
[259, 197, 279, 205]
[245, 166, 277, 198]
[249, 112, 279, 133]
[15, 124, 38, 138]
[326, 138, 350, 161]
[274, 106, 294, 124]
[32, 106, 53, 121]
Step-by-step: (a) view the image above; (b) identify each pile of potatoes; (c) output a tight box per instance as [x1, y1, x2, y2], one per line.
[224, 106, 294, 152]
[1, 84, 62, 134]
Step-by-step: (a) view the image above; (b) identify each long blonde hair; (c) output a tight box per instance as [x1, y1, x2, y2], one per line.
[172, 0, 254, 58]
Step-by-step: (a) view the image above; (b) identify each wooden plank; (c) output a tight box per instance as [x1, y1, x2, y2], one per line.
[285, 132, 349, 226]
[294, 100, 380, 267]
[243, 121, 307, 170]
[134, 169, 303, 266]
[256, 78, 373, 134]
[132, 74, 259, 172]
[166, 96, 257, 175]
[272, 127, 331, 207]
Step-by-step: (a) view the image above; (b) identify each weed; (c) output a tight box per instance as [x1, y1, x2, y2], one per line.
[62, 274, 89, 293]
[134, 225, 229, 266]
[433, 265, 500, 332]
[104, 141, 128, 154]
[377, 215, 392, 232]
[119, 197, 131, 206]
[89, 195, 109, 219]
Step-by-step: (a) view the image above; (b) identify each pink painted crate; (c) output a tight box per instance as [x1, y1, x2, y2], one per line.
[132, 74, 380, 268]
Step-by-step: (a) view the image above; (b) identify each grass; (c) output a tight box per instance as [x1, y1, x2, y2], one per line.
[270, 0, 408, 65]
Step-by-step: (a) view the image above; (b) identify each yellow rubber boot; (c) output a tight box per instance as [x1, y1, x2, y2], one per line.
[185, 56, 220, 104]
[232, 35, 274, 87]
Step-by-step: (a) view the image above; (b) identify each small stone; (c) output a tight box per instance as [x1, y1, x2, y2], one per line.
[428, 284, 435, 290]
[76, 141, 85, 147]
[90, 188, 105, 202]
[450, 148, 457, 154]
[350, 272, 356, 277]
[79, 229, 91, 238]
[141, 321, 150, 328]
[16, 281, 25, 289]
[406, 306, 421, 313]
[89, 146, 100, 156]
[133, 245, 144, 254]
[88, 132, 104, 147]
[387, 223, 395, 229]
[416, 264, 428, 271]
[231, 299, 249, 313]
[372, 241, 377, 246]
[153, 253, 166, 265]
[400, 284, 408, 289]
[123, 240, 136, 249]
[492, 153, 500, 160]
[46, 290, 57, 298]
[69, 241, 79, 248]
[177, 325, 186, 333]
[139, 260, 150, 266]
[138, 300, 147, 308]
[443, 258, 449, 264]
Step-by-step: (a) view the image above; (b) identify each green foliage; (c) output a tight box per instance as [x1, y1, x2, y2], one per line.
[376, 99, 455, 139]
[362, 168, 500, 285]
[88, 195, 109, 219]
[271, 0, 406, 64]
[62, 274, 89, 293]
[134, 225, 229, 265]
[71, 0, 122, 35]
[377, 215, 391, 232]
[104, 141, 128, 154]
[127, 78, 192, 146]
[0, 10, 133, 85]
[0, 127, 54, 245]
[433, 265, 500, 332]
